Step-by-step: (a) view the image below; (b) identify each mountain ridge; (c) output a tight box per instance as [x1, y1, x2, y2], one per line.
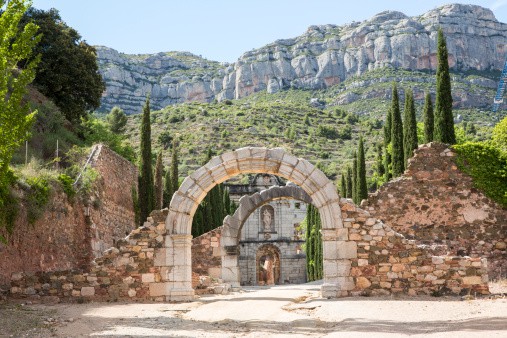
[96, 3, 507, 114]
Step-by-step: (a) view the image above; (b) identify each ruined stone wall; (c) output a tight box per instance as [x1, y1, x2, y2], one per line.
[8, 210, 166, 302]
[363, 143, 506, 279]
[88, 145, 138, 257]
[341, 200, 489, 296]
[0, 187, 89, 288]
[191, 228, 222, 279]
[0, 144, 138, 288]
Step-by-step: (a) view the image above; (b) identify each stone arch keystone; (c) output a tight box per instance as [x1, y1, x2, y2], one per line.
[156, 147, 355, 301]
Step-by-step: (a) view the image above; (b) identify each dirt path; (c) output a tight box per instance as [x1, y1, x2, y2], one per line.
[1, 282, 506, 337]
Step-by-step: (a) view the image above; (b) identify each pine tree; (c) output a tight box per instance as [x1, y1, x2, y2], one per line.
[391, 84, 405, 177]
[106, 106, 128, 133]
[383, 107, 393, 181]
[138, 96, 155, 225]
[423, 92, 434, 143]
[356, 137, 368, 202]
[340, 172, 347, 198]
[154, 151, 164, 210]
[434, 28, 456, 144]
[346, 166, 353, 199]
[352, 152, 358, 204]
[403, 89, 418, 165]
[170, 138, 179, 196]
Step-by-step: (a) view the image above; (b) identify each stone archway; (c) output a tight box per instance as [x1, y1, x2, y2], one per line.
[221, 185, 313, 287]
[156, 147, 356, 301]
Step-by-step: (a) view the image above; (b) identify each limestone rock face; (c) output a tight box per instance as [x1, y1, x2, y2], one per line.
[97, 4, 507, 114]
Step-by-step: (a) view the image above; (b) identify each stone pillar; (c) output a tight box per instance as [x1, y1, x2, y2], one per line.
[165, 234, 194, 301]
[221, 252, 241, 289]
[320, 228, 355, 298]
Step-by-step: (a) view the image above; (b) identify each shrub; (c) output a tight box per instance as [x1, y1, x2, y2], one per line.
[26, 176, 51, 224]
[57, 173, 75, 199]
[453, 142, 507, 207]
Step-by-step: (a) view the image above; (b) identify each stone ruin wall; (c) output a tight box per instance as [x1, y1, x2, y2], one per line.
[87, 145, 139, 257]
[191, 228, 223, 284]
[7, 204, 490, 302]
[340, 200, 489, 296]
[363, 143, 507, 280]
[0, 144, 138, 288]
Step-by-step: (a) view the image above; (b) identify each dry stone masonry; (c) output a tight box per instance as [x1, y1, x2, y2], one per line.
[363, 143, 506, 280]
[0, 144, 138, 288]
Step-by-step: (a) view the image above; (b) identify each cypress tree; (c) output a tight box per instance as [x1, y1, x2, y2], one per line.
[352, 152, 358, 204]
[375, 144, 385, 177]
[314, 207, 323, 280]
[383, 107, 393, 181]
[340, 172, 347, 198]
[223, 186, 231, 215]
[346, 166, 353, 199]
[170, 139, 179, 195]
[403, 89, 418, 165]
[138, 96, 155, 225]
[434, 28, 456, 144]
[305, 205, 314, 281]
[423, 92, 434, 143]
[356, 137, 368, 202]
[154, 151, 164, 210]
[391, 84, 404, 177]
[163, 169, 173, 206]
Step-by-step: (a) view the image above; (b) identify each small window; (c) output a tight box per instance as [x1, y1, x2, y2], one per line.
[295, 202, 301, 209]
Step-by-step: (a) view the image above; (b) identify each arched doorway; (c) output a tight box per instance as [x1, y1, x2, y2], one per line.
[221, 185, 312, 287]
[156, 147, 356, 301]
[256, 244, 281, 286]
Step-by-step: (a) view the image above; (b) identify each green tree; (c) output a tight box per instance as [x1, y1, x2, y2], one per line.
[346, 166, 353, 199]
[383, 108, 392, 181]
[0, 0, 41, 179]
[403, 89, 418, 165]
[391, 84, 404, 177]
[20, 8, 105, 122]
[434, 28, 456, 144]
[352, 152, 358, 204]
[163, 169, 173, 206]
[106, 106, 128, 133]
[492, 115, 507, 153]
[340, 172, 347, 197]
[423, 92, 434, 143]
[154, 151, 163, 210]
[375, 143, 385, 178]
[305, 204, 322, 282]
[356, 137, 368, 202]
[138, 96, 154, 225]
[170, 138, 179, 196]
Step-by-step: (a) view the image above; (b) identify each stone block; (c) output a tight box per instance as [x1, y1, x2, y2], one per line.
[128, 289, 137, 297]
[356, 277, 371, 289]
[81, 287, 95, 297]
[142, 273, 155, 283]
[336, 241, 357, 259]
[149, 282, 168, 297]
[463, 276, 482, 285]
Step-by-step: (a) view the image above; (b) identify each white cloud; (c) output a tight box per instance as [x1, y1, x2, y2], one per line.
[491, 0, 507, 11]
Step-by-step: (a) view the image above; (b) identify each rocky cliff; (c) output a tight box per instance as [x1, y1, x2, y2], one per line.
[97, 4, 507, 114]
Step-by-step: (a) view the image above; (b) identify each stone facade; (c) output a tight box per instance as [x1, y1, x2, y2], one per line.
[0, 144, 138, 287]
[238, 196, 307, 285]
[363, 143, 506, 280]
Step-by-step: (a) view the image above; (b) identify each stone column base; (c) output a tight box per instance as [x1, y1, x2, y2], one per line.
[166, 289, 195, 302]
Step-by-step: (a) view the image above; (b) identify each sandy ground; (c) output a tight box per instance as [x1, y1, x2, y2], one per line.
[1, 281, 506, 338]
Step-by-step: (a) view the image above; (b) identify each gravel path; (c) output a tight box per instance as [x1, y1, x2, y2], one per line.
[1, 282, 506, 337]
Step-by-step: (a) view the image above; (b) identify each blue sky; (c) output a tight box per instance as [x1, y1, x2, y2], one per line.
[30, 1, 507, 62]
